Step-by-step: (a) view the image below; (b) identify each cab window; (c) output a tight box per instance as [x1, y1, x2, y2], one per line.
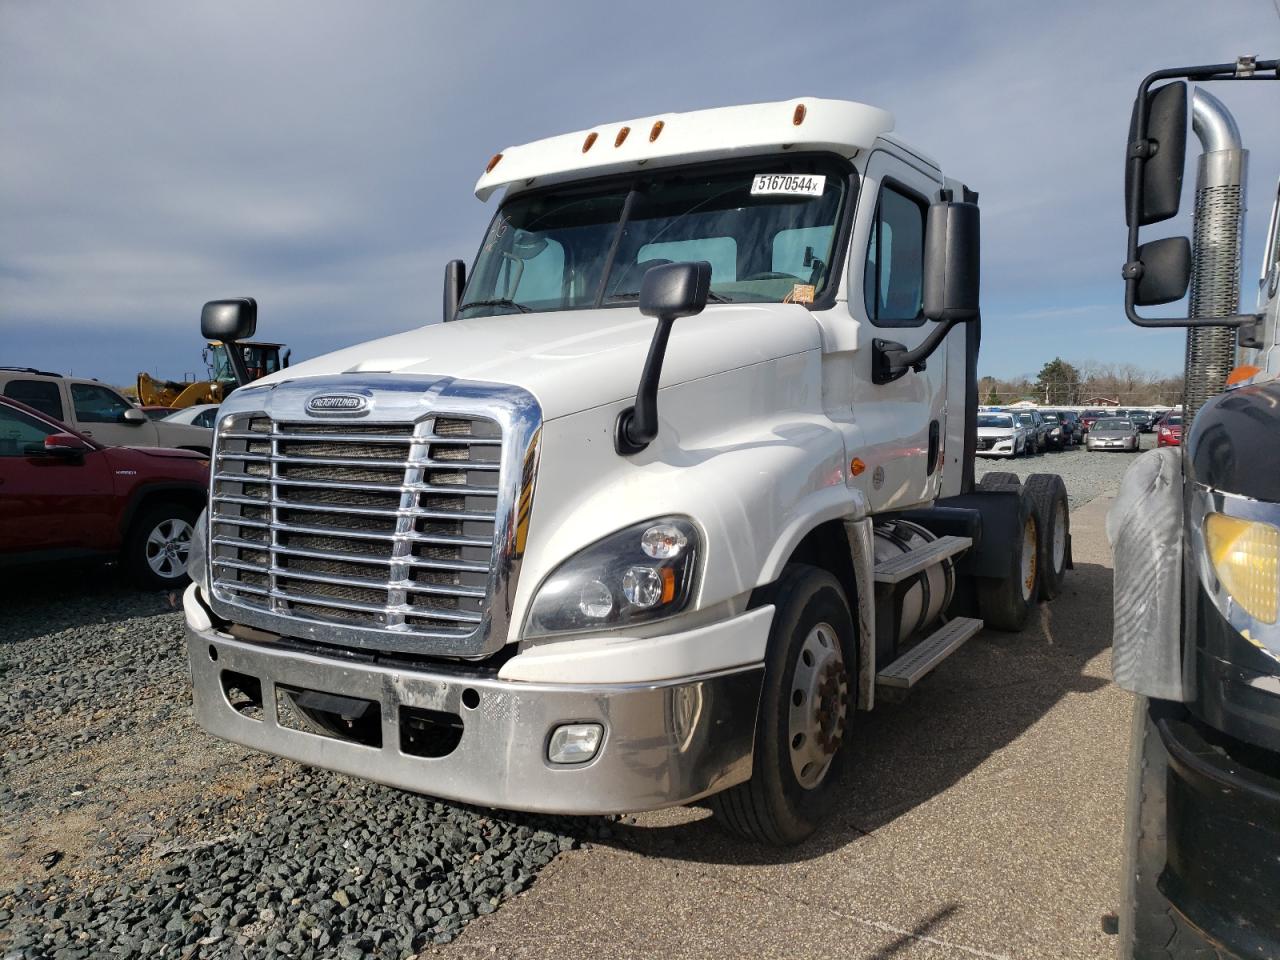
[0, 404, 55, 457]
[71, 383, 133, 424]
[864, 184, 927, 326]
[3, 379, 64, 421]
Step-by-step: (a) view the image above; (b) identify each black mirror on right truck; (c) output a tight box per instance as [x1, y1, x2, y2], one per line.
[873, 197, 981, 385]
[922, 199, 981, 322]
[1132, 236, 1191, 305]
[1125, 80, 1187, 227]
[200, 298, 257, 342]
[614, 261, 711, 455]
[201, 297, 258, 389]
[443, 259, 466, 322]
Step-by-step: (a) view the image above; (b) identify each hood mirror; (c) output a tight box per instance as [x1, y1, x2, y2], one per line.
[615, 261, 712, 455]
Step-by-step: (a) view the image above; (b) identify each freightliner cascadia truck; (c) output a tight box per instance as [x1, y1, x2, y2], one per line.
[1110, 57, 1280, 957]
[182, 98, 1071, 845]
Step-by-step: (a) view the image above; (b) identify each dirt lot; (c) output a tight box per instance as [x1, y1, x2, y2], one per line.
[1, 452, 1138, 960]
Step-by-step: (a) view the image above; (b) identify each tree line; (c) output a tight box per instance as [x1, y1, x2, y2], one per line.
[979, 358, 1184, 406]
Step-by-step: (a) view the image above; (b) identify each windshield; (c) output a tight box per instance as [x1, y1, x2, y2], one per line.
[978, 414, 1014, 428]
[458, 157, 849, 318]
[1016, 413, 1036, 425]
[1040, 412, 1060, 422]
[1096, 419, 1132, 430]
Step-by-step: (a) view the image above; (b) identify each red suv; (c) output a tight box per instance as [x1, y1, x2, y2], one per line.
[0, 396, 209, 588]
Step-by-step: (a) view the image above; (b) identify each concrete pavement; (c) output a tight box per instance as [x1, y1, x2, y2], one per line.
[444, 494, 1128, 960]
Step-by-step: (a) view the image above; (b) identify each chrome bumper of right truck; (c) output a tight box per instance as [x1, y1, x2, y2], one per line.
[187, 625, 763, 816]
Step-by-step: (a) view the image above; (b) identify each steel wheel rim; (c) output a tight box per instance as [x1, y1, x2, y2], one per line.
[146, 517, 193, 579]
[1052, 500, 1067, 573]
[1020, 516, 1037, 601]
[787, 622, 848, 790]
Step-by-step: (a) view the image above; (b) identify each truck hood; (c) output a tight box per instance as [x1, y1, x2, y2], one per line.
[254, 304, 822, 420]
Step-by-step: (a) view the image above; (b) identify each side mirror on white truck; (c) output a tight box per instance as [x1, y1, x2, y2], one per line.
[184, 98, 1071, 845]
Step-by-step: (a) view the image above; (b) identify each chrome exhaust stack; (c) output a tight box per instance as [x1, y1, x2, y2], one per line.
[1185, 88, 1248, 422]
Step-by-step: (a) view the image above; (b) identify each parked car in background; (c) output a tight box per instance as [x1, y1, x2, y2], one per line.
[152, 403, 220, 428]
[1012, 409, 1049, 454]
[1058, 410, 1084, 444]
[0, 396, 209, 588]
[0, 369, 213, 454]
[1085, 417, 1140, 452]
[1156, 413, 1183, 447]
[1038, 410, 1076, 449]
[974, 411, 1028, 457]
[1080, 409, 1109, 433]
[1123, 409, 1155, 432]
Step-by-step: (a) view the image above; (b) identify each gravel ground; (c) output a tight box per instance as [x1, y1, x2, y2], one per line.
[975, 433, 1156, 508]
[0, 572, 590, 960]
[0, 444, 1143, 959]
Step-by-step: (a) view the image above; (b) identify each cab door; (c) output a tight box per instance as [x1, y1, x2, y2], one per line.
[68, 382, 159, 447]
[848, 148, 949, 511]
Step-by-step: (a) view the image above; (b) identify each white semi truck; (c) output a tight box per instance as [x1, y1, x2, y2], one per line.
[182, 98, 1070, 844]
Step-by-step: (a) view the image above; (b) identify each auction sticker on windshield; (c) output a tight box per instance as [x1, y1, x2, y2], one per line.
[750, 174, 826, 197]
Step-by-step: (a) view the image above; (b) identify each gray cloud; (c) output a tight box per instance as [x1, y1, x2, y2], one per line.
[2, 0, 1279, 385]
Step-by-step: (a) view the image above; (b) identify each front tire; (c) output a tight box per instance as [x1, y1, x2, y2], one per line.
[124, 501, 198, 590]
[1119, 697, 1225, 959]
[710, 564, 855, 846]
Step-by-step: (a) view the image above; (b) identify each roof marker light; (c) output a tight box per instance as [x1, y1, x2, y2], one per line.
[615, 126, 630, 148]
[793, 103, 807, 126]
[582, 132, 598, 153]
[485, 153, 503, 174]
[649, 120, 664, 142]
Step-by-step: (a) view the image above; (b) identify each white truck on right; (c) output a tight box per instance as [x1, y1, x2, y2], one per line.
[1111, 56, 1280, 959]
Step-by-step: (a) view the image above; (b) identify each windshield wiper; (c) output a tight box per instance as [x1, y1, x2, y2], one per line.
[457, 298, 532, 314]
[607, 290, 733, 303]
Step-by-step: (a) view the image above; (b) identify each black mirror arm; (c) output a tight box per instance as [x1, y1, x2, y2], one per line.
[614, 315, 675, 455]
[223, 341, 253, 387]
[872, 314, 971, 385]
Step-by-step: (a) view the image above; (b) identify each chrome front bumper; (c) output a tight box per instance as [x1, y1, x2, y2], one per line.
[187, 626, 763, 815]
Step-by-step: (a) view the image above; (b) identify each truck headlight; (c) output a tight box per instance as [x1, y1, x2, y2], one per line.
[525, 517, 700, 637]
[1205, 513, 1279, 624]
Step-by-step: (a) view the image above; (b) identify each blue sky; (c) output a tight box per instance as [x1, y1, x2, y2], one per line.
[3, 0, 1279, 387]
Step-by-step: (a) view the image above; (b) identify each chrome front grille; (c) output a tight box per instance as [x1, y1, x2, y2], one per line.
[209, 412, 508, 649]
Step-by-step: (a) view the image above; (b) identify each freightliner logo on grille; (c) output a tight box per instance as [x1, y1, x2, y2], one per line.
[307, 394, 369, 414]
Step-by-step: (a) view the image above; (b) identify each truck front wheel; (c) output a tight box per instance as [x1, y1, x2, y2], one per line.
[1119, 697, 1225, 959]
[710, 564, 855, 846]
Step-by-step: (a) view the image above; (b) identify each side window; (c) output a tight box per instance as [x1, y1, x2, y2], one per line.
[3, 379, 64, 421]
[0, 405, 55, 457]
[637, 237, 738, 285]
[863, 184, 927, 326]
[71, 383, 133, 424]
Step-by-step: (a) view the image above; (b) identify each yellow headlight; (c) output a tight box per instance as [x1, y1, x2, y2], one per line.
[1205, 513, 1280, 624]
